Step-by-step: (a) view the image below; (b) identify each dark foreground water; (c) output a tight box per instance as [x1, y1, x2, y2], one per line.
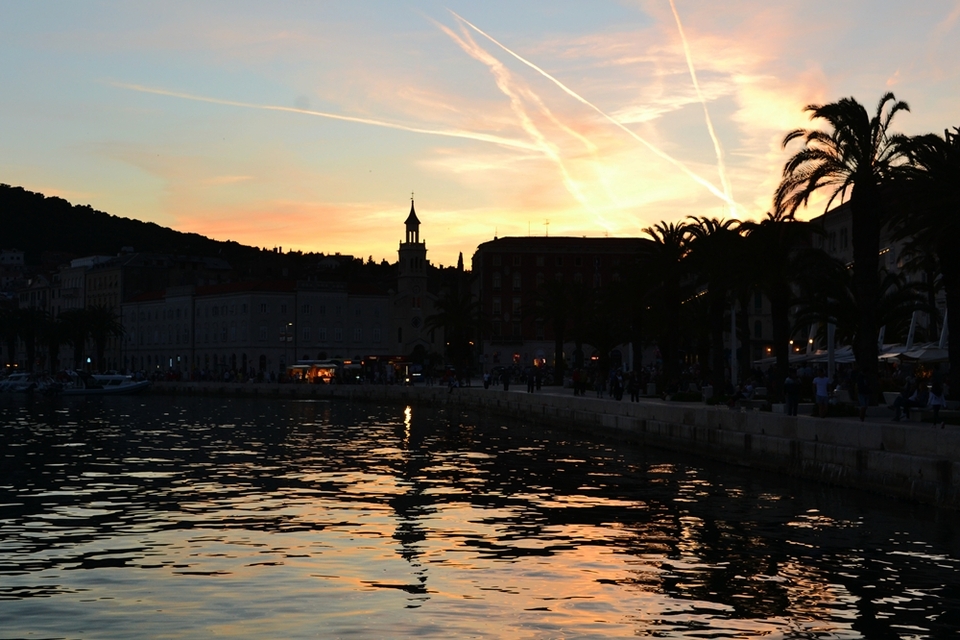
[1, 396, 959, 639]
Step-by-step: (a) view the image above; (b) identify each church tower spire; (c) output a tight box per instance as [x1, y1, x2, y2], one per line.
[404, 195, 421, 244]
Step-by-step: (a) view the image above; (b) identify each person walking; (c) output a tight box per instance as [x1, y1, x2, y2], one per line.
[812, 369, 831, 418]
[852, 366, 870, 422]
[784, 370, 800, 417]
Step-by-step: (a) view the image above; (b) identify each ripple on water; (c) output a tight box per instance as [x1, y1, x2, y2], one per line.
[1, 395, 960, 638]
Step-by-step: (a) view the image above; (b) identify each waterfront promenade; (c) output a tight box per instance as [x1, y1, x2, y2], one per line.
[150, 381, 960, 510]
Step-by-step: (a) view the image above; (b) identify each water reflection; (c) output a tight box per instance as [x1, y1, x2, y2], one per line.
[1, 395, 959, 638]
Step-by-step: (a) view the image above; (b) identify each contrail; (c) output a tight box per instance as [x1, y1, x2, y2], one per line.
[668, 0, 735, 217]
[432, 19, 611, 227]
[113, 82, 542, 152]
[449, 10, 737, 208]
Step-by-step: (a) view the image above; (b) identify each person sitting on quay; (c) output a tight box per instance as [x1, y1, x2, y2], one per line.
[893, 381, 928, 422]
[927, 382, 948, 426]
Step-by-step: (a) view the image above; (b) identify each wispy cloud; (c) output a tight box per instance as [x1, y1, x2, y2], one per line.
[668, 0, 735, 217]
[112, 82, 541, 152]
[448, 10, 736, 208]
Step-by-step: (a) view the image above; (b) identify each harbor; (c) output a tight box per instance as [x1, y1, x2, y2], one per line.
[148, 381, 960, 510]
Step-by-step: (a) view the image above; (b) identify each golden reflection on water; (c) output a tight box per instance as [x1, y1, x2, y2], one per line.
[1, 397, 959, 638]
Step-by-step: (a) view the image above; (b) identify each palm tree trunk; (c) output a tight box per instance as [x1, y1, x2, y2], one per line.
[737, 292, 751, 385]
[553, 322, 565, 384]
[769, 290, 792, 403]
[940, 251, 960, 399]
[850, 197, 882, 403]
[709, 296, 726, 392]
[662, 284, 681, 391]
[926, 266, 940, 339]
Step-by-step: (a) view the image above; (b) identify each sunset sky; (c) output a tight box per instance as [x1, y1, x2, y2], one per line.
[2, 1, 959, 266]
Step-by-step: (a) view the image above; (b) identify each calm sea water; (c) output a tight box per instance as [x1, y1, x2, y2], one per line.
[1, 394, 959, 639]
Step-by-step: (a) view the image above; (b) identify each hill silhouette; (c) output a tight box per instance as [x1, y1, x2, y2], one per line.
[1, 184, 268, 266]
[0, 184, 402, 283]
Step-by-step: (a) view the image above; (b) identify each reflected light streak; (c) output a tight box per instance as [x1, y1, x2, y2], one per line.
[112, 82, 542, 152]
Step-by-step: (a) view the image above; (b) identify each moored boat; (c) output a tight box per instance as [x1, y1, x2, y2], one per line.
[59, 371, 151, 395]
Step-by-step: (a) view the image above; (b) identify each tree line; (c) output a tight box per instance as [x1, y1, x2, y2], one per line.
[1, 305, 124, 373]
[431, 93, 957, 402]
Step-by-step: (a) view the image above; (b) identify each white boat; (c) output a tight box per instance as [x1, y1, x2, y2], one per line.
[0, 372, 38, 393]
[58, 371, 151, 395]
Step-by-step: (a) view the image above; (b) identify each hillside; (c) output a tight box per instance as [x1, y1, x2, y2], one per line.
[0, 184, 268, 266]
[0, 184, 401, 283]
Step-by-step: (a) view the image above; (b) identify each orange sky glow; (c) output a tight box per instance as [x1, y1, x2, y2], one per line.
[2, 1, 959, 265]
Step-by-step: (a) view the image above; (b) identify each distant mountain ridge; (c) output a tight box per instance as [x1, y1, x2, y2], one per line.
[0, 184, 266, 266]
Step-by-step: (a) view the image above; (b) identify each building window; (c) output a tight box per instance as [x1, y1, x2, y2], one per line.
[355, 307, 362, 317]
[334, 327, 343, 342]
[512, 297, 521, 315]
[512, 255, 522, 266]
[492, 273, 501, 290]
[353, 327, 362, 342]
[754, 291, 763, 311]
[303, 327, 311, 341]
[840, 227, 849, 250]
[512, 273, 521, 290]
[492, 255, 501, 267]
[281, 304, 288, 315]
[241, 303, 248, 314]
[573, 272, 583, 284]
[373, 327, 381, 343]
[512, 321, 522, 337]
[335, 306, 342, 316]
[536, 273, 544, 286]
[492, 320, 501, 337]
[301, 304, 310, 314]
[319, 305, 326, 315]
[754, 320, 763, 339]
[535, 321, 545, 339]
[259, 326, 267, 341]
[555, 257, 563, 266]
[398, 327, 403, 343]
[574, 257, 583, 267]
[260, 303, 268, 313]
[318, 327, 327, 341]
[492, 297, 501, 314]
[536, 255, 544, 267]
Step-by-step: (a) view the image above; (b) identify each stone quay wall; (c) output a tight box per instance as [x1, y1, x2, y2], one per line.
[150, 382, 960, 510]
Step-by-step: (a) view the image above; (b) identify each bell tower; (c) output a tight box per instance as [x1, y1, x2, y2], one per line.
[395, 196, 430, 351]
[398, 197, 427, 281]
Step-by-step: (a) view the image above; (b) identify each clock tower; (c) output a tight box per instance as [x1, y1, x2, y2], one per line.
[394, 197, 434, 354]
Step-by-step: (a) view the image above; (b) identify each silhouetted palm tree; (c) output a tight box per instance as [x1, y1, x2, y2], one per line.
[793, 268, 930, 352]
[41, 313, 70, 372]
[894, 127, 960, 392]
[775, 93, 912, 400]
[425, 279, 480, 375]
[87, 305, 125, 372]
[14, 308, 46, 372]
[741, 213, 832, 398]
[59, 308, 91, 370]
[639, 221, 692, 391]
[687, 216, 742, 392]
[0, 307, 18, 369]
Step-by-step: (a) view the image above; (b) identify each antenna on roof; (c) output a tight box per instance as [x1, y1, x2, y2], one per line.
[545, 219, 550, 237]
